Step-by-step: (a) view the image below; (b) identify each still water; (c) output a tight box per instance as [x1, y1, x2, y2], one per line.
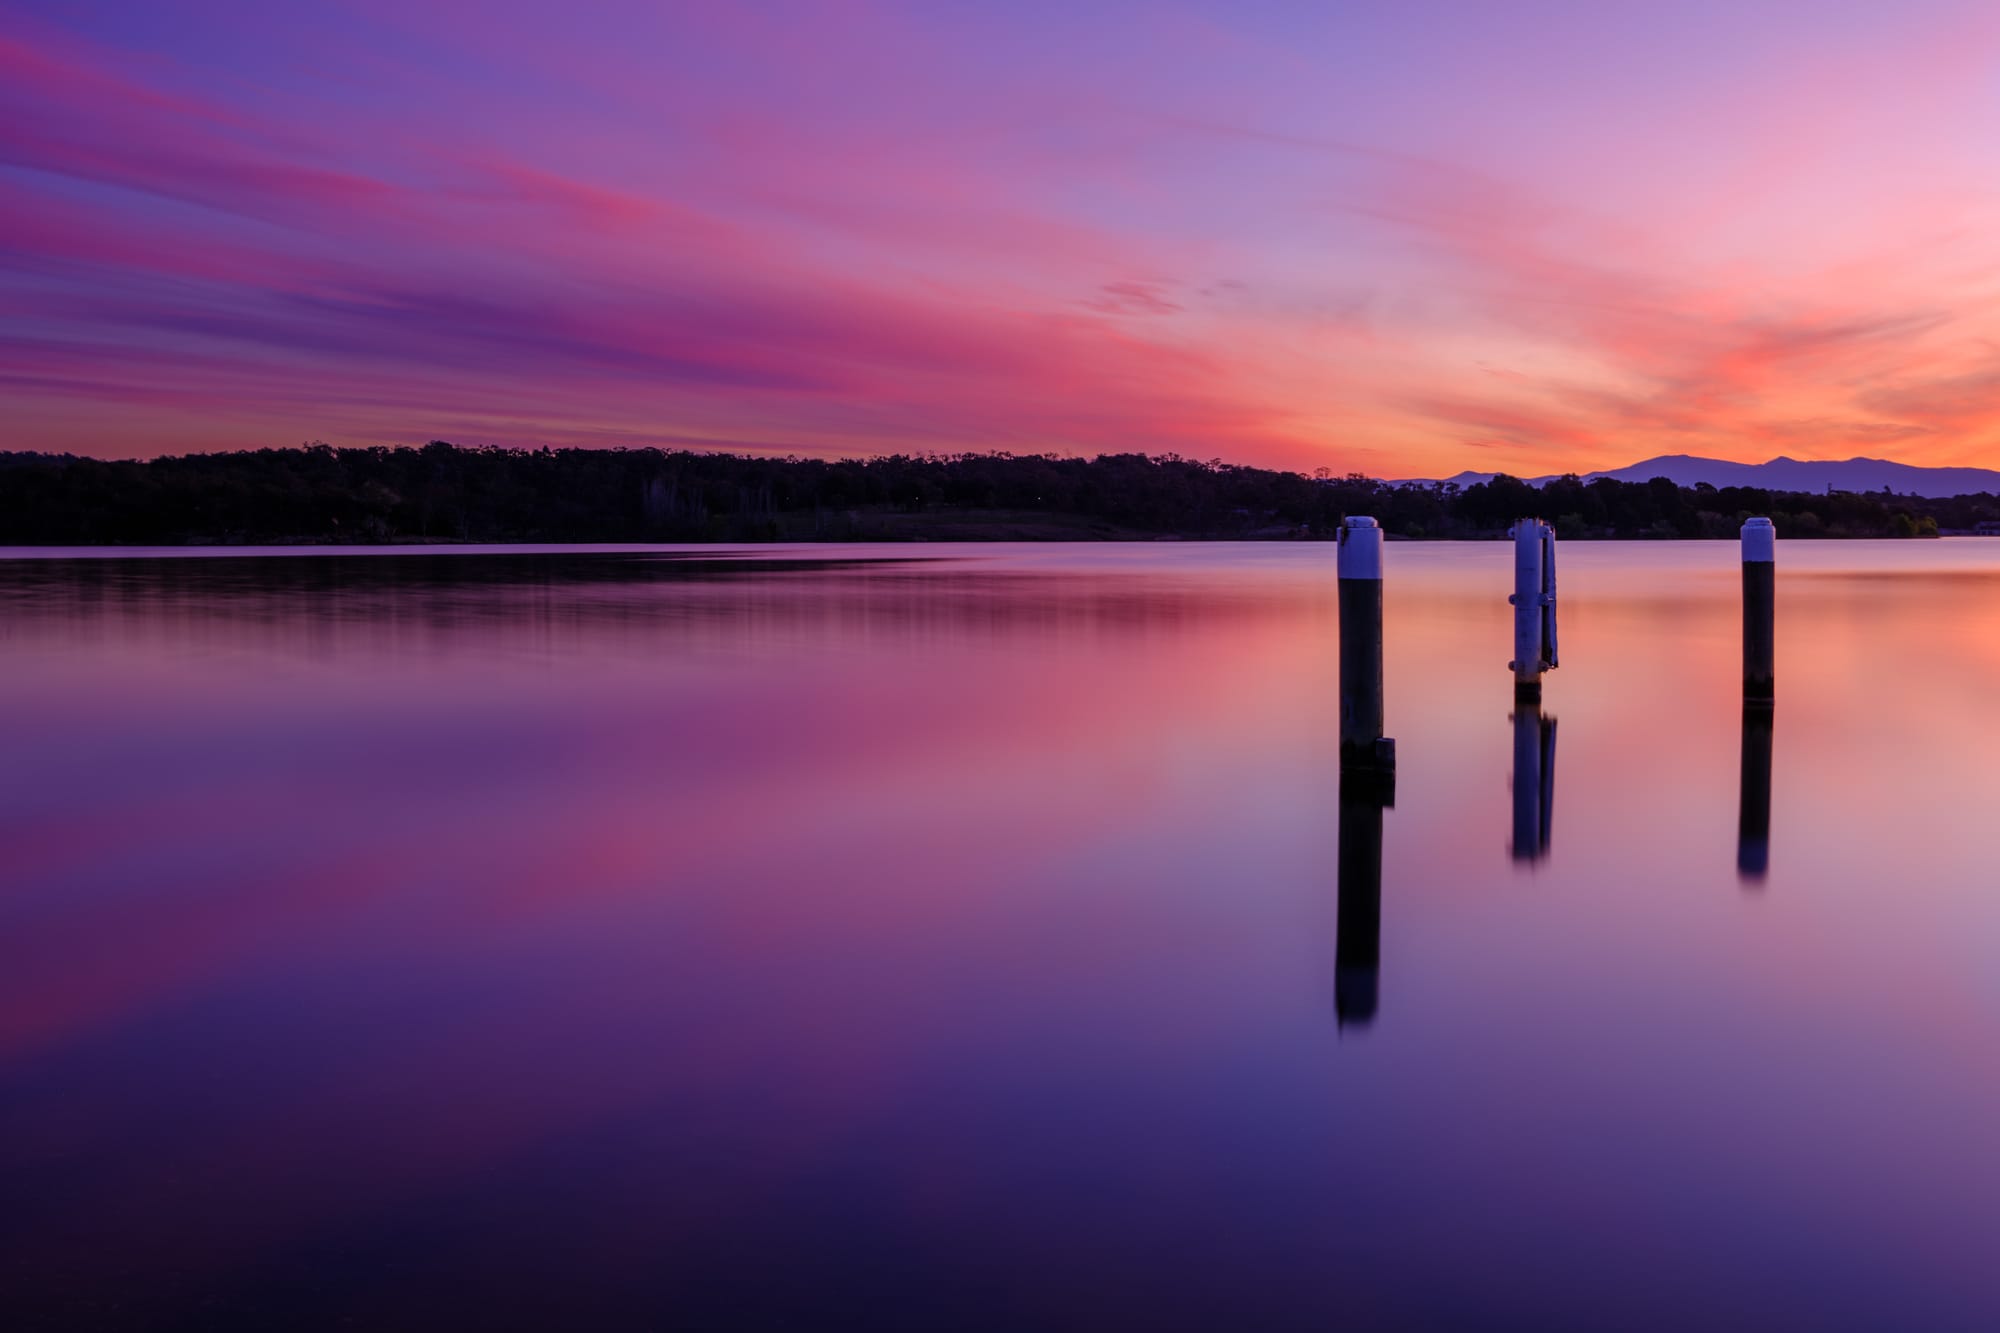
[1, 541, 1996, 1330]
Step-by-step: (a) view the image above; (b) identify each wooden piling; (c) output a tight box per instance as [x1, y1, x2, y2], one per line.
[1509, 519, 1557, 701]
[1338, 516, 1393, 773]
[1743, 517, 1775, 703]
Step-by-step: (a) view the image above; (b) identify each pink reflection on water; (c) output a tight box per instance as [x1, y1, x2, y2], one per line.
[0, 543, 1997, 1327]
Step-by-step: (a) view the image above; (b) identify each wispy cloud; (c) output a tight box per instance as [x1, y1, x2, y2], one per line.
[8, 2, 2000, 473]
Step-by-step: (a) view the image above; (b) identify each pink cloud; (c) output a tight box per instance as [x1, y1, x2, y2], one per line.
[12, 3, 2000, 474]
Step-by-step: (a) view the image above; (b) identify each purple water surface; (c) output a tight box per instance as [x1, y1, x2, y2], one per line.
[1, 542, 1996, 1330]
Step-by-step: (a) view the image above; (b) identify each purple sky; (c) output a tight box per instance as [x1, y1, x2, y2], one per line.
[8, 0, 2000, 474]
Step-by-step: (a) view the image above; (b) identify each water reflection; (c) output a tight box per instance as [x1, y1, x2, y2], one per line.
[0, 549, 1322, 669]
[1509, 703, 1557, 863]
[1334, 769, 1392, 1028]
[4, 543, 2000, 1330]
[1738, 705, 1774, 884]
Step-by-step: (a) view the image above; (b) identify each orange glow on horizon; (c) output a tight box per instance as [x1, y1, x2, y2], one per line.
[11, 5, 2000, 479]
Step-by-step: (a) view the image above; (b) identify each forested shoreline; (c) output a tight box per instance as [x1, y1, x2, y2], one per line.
[0, 443, 1985, 544]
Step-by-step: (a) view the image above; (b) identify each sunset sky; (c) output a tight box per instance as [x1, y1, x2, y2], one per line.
[8, 0, 2000, 477]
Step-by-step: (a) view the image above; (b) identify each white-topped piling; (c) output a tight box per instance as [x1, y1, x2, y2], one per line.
[1338, 517, 1394, 775]
[1743, 517, 1775, 703]
[1508, 519, 1557, 701]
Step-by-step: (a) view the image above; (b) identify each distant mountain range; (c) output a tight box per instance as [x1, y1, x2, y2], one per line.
[1410, 454, 2000, 499]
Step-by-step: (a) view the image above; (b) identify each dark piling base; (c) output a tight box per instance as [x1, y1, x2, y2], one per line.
[1509, 704, 1557, 863]
[1737, 704, 1773, 884]
[1339, 735, 1397, 782]
[1336, 766, 1389, 1028]
[1338, 578, 1385, 761]
[1337, 750, 1396, 805]
[1744, 560, 1775, 702]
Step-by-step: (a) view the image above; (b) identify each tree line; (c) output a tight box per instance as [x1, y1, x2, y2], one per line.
[0, 442, 1983, 544]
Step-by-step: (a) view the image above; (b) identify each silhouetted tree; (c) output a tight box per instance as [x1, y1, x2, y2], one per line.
[0, 444, 1961, 544]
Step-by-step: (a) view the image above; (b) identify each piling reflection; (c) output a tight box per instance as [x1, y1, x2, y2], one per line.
[1738, 705, 1773, 884]
[1335, 769, 1392, 1028]
[1510, 703, 1557, 863]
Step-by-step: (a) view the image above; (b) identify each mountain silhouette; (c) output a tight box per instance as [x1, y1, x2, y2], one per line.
[1418, 455, 2000, 499]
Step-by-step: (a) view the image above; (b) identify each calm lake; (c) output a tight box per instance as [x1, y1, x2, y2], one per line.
[2, 541, 1997, 1330]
